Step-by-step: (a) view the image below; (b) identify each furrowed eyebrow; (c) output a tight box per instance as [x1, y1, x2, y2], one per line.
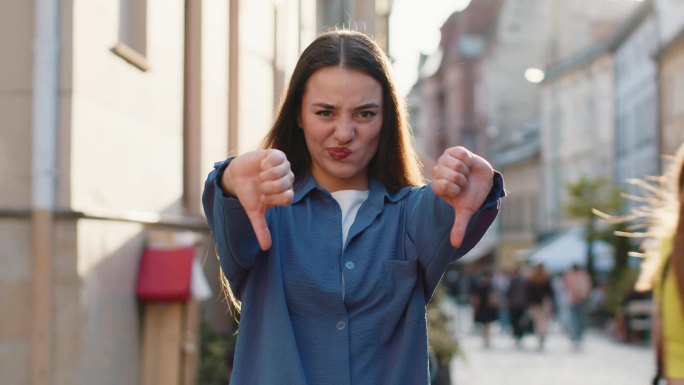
[311, 102, 335, 109]
[355, 103, 380, 110]
[310, 102, 380, 110]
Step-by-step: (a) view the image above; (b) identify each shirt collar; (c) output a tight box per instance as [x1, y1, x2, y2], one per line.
[292, 173, 318, 204]
[292, 173, 409, 205]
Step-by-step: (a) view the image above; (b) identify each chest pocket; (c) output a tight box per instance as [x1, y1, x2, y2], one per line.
[378, 238, 424, 343]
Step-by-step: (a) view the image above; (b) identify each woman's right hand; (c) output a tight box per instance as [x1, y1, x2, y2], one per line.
[222, 149, 294, 250]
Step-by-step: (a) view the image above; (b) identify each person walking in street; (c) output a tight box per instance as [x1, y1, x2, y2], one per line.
[470, 270, 499, 349]
[202, 30, 505, 385]
[563, 263, 592, 349]
[526, 263, 554, 351]
[493, 269, 511, 331]
[506, 266, 529, 347]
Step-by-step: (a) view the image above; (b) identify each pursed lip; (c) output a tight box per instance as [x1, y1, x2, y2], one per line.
[327, 147, 351, 160]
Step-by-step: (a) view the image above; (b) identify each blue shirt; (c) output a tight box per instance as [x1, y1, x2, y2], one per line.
[202, 159, 505, 385]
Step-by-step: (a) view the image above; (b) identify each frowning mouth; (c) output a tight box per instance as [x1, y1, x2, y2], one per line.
[328, 147, 351, 160]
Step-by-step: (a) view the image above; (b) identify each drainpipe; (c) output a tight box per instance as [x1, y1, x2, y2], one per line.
[31, 0, 59, 384]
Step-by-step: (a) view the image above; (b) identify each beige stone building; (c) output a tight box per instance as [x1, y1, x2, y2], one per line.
[482, 0, 552, 269]
[540, 50, 617, 233]
[407, 0, 641, 268]
[657, 28, 684, 161]
[539, 0, 679, 235]
[0, 1, 391, 385]
[409, 0, 503, 161]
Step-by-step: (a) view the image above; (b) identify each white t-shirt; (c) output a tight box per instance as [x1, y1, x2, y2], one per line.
[330, 189, 369, 248]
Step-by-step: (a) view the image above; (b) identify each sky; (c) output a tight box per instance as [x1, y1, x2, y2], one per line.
[389, 0, 472, 97]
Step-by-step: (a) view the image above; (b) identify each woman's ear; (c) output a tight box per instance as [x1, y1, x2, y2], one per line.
[297, 115, 303, 129]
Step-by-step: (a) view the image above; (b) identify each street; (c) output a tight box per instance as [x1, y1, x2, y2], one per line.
[443, 301, 655, 385]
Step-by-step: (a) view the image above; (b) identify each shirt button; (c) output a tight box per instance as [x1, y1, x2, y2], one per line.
[345, 261, 355, 270]
[336, 321, 346, 331]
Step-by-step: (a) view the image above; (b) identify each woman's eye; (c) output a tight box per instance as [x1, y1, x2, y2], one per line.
[358, 111, 376, 119]
[316, 110, 333, 117]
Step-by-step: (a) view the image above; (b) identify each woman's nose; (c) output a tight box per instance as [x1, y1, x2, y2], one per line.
[334, 117, 355, 144]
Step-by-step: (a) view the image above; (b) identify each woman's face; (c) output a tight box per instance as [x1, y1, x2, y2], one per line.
[299, 66, 383, 192]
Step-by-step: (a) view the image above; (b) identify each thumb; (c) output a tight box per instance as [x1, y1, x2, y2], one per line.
[450, 207, 474, 248]
[246, 208, 272, 251]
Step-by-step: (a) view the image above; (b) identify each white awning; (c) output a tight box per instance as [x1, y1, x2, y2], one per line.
[527, 227, 614, 273]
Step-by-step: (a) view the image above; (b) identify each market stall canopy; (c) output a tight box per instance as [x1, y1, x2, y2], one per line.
[527, 227, 614, 273]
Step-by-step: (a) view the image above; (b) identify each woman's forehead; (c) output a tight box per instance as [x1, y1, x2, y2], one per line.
[303, 66, 383, 105]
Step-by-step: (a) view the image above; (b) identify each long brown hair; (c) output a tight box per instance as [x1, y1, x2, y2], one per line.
[261, 29, 424, 189]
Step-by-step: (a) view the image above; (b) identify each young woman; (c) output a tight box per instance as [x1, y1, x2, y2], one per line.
[609, 142, 684, 383]
[650, 144, 684, 384]
[202, 30, 505, 385]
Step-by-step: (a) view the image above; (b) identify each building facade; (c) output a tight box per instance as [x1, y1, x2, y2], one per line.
[655, 0, 684, 46]
[653, 0, 684, 163]
[613, 1, 660, 201]
[0, 1, 392, 385]
[481, 0, 553, 267]
[540, 50, 616, 233]
[409, 0, 503, 162]
[657, 29, 684, 161]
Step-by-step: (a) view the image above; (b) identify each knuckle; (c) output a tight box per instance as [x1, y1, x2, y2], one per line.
[431, 180, 443, 192]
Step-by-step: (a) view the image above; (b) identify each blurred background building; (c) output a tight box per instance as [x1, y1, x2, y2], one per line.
[0, 1, 390, 385]
[409, 0, 684, 274]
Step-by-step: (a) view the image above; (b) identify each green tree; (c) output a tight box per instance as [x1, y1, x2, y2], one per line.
[564, 175, 622, 282]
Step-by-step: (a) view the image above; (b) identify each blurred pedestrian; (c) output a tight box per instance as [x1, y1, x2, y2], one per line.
[563, 264, 592, 349]
[470, 271, 499, 348]
[526, 263, 554, 350]
[202, 30, 505, 385]
[506, 266, 529, 347]
[493, 269, 511, 330]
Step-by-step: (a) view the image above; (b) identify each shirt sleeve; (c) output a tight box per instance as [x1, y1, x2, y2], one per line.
[202, 158, 264, 298]
[407, 171, 505, 299]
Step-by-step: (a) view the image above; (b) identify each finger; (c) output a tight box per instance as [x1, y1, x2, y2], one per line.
[261, 149, 287, 170]
[468, 153, 493, 173]
[433, 165, 468, 187]
[438, 153, 470, 176]
[260, 160, 291, 181]
[445, 146, 474, 164]
[260, 173, 294, 195]
[450, 208, 475, 248]
[246, 210, 272, 250]
[262, 189, 295, 207]
[431, 179, 462, 198]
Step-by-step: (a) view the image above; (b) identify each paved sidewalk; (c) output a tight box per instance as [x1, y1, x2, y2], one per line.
[442, 301, 654, 385]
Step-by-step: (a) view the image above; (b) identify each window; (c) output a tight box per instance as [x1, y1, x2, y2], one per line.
[112, 0, 149, 71]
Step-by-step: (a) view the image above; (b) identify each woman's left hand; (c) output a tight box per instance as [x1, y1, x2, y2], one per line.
[431, 146, 494, 248]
